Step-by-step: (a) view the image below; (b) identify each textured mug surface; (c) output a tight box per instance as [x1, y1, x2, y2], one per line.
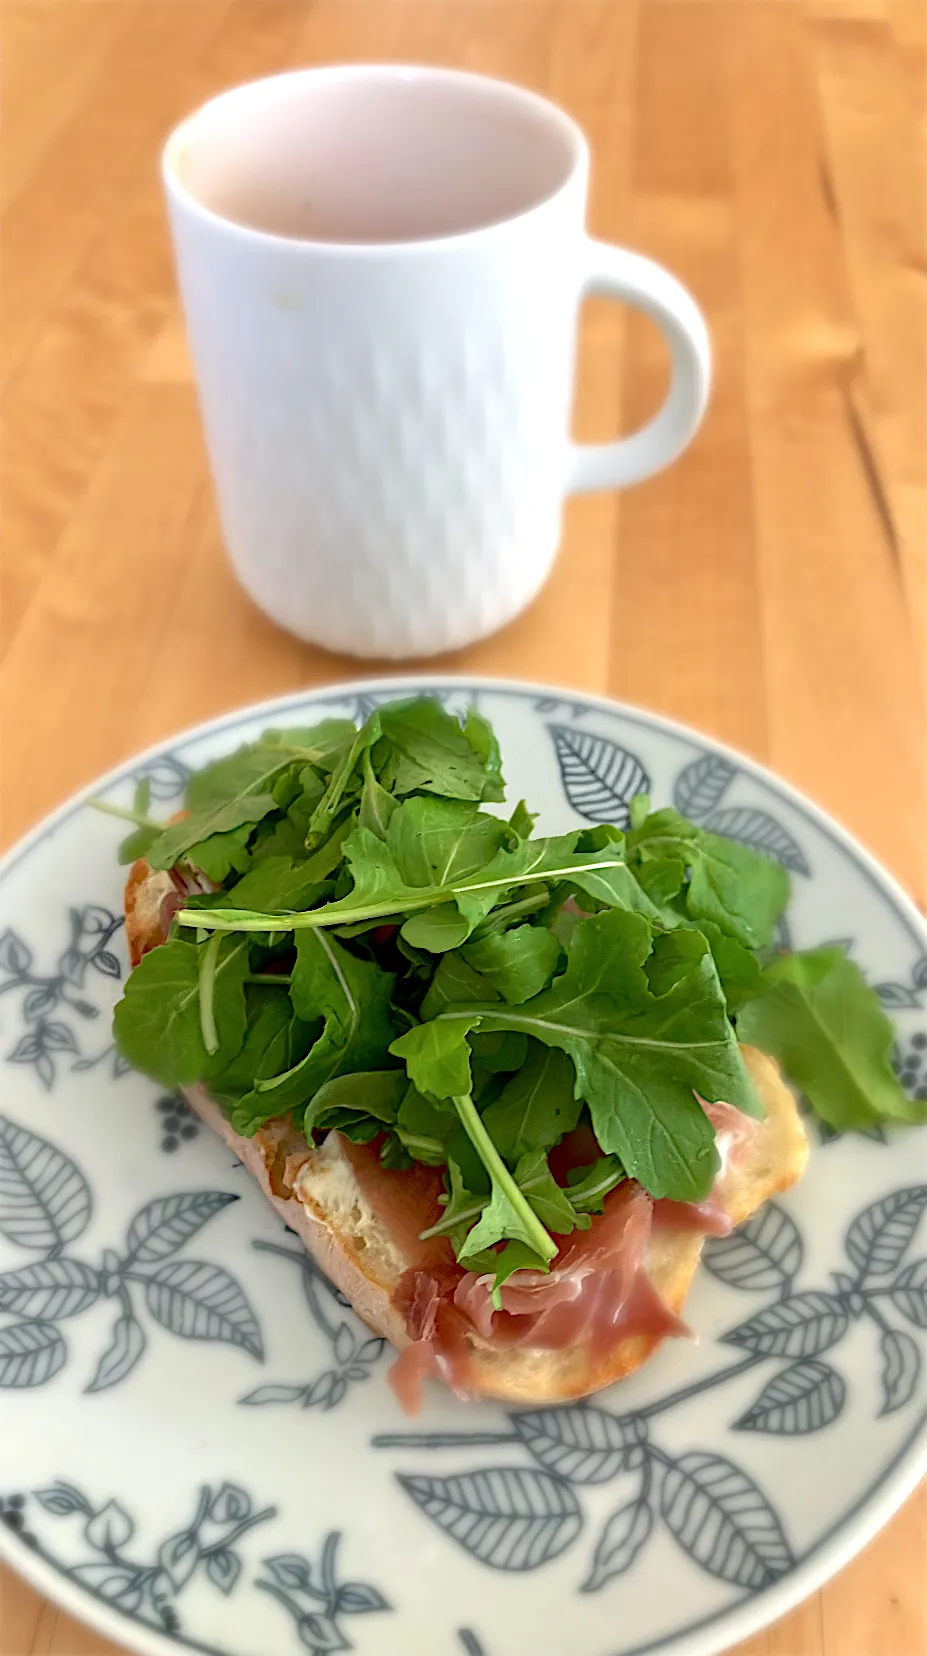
[163, 67, 711, 658]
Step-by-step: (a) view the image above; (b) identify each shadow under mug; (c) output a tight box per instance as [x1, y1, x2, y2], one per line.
[163, 64, 711, 659]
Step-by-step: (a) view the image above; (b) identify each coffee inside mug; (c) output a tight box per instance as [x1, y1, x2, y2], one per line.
[168, 67, 580, 244]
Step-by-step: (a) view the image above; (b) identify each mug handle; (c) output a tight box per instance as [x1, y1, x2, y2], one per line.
[566, 241, 712, 493]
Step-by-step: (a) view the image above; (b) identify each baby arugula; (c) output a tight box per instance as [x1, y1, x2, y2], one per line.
[108, 696, 926, 1294]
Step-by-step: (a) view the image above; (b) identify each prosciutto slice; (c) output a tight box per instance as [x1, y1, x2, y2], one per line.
[372, 1094, 759, 1412]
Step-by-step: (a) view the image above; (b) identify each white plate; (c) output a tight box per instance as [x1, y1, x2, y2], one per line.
[1, 676, 925, 1656]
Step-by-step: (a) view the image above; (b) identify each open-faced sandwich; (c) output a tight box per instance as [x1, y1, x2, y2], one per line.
[105, 698, 925, 1411]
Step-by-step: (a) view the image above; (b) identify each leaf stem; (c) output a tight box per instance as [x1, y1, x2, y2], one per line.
[178, 895, 433, 933]
[860, 1295, 895, 1336]
[635, 1352, 765, 1419]
[372, 1430, 518, 1449]
[198, 933, 222, 1055]
[208, 1506, 276, 1551]
[471, 889, 551, 935]
[419, 1202, 487, 1241]
[176, 855, 626, 935]
[451, 1092, 557, 1266]
[89, 799, 165, 832]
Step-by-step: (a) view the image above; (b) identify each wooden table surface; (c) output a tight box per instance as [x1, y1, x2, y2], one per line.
[1, 0, 925, 1652]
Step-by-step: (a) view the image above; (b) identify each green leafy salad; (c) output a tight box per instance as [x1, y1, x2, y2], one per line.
[107, 697, 925, 1300]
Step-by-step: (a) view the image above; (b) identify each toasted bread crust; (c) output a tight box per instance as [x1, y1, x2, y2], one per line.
[126, 857, 809, 1403]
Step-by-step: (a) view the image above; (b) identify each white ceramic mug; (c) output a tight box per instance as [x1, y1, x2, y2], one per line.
[163, 66, 710, 659]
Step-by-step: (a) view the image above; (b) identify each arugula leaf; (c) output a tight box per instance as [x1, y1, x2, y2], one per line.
[627, 806, 789, 949]
[452, 1088, 556, 1276]
[217, 856, 329, 914]
[358, 749, 396, 838]
[177, 830, 636, 938]
[388, 798, 511, 889]
[183, 825, 258, 883]
[396, 1086, 461, 1165]
[508, 800, 536, 840]
[113, 936, 250, 1088]
[307, 716, 381, 849]
[461, 926, 562, 1004]
[145, 725, 354, 876]
[514, 1147, 590, 1235]
[304, 1070, 407, 1141]
[424, 1149, 612, 1266]
[183, 728, 347, 811]
[420, 953, 498, 1019]
[456, 1179, 552, 1275]
[469, 1030, 529, 1077]
[111, 779, 163, 863]
[145, 796, 278, 874]
[243, 931, 397, 1115]
[394, 1014, 479, 1100]
[696, 921, 765, 1013]
[396, 911, 753, 1202]
[209, 987, 312, 1103]
[420, 1158, 488, 1241]
[565, 1156, 627, 1213]
[463, 708, 505, 800]
[737, 947, 927, 1130]
[480, 1043, 581, 1161]
[375, 698, 505, 802]
[400, 905, 471, 953]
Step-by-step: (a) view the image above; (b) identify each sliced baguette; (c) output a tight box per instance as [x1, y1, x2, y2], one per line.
[126, 858, 809, 1404]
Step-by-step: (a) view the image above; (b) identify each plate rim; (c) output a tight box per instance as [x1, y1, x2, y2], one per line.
[1, 671, 925, 1656]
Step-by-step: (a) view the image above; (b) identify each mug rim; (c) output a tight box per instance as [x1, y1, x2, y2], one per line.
[161, 62, 589, 255]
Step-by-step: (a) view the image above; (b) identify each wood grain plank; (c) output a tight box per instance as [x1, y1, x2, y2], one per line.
[0, 1560, 49, 1655]
[0, 0, 316, 653]
[727, 0, 925, 901]
[808, 10, 927, 651]
[610, 0, 767, 758]
[0, 1, 133, 213]
[1, 2, 229, 390]
[0, 384, 212, 844]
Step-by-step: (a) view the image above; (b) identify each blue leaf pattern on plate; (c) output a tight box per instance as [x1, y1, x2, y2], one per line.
[845, 1189, 927, 1278]
[875, 982, 923, 1010]
[123, 1191, 238, 1265]
[581, 1493, 654, 1591]
[0, 1114, 92, 1255]
[84, 1309, 146, 1394]
[397, 1468, 583, 1569]
[722, 1292, 850, 1359]
[511, 1409, 647, 1483]
[878, 1329, 921, 1415]
[12, 1479, 277, 1638]
[548, 726, 649, 827]
[673, 753, 737, 820]
[0, 1112, 261, 1390]
[659, 1453, 793, 1588]
[458, 1634, 488, 1656]
[0, 1320, 66, 1387]
[143, 1260, 263, 1357]
[703, 806, 810, 874]
[889, 1261, 927, 1329]
[239, 1240, 385, 1412]
[734, 1360, 846, 1435]
[257, 1531, 391, 1654]
[0, 906, 126, 1087]
[703, 1204, 803, 1293]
